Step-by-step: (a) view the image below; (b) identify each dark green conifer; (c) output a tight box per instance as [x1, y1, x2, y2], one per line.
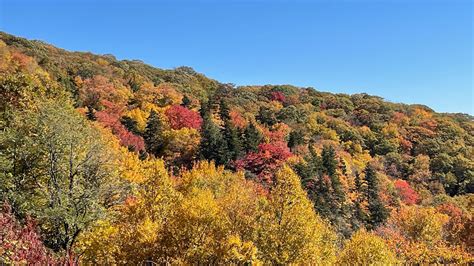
[223, 120, 243, 161]
[121, 116, 140, 135]
[219, 98, 231, 121]
[322, 145, 337, 177]
[86, 105, 96, 121]
[322, 146, 345, 205]
[288, 130, 304, 150]
[353, 171, 367, 229]
[218, 99, 243, 161]
[243, 122, 263, 153]
[181, 95, 192, 107]
[365, 164, 388, 229]
[301, 147, 331, 218]
[143, 110, 165, 156]
[200, 114, 230, 165]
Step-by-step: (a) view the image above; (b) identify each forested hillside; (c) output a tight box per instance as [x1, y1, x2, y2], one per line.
[1, 31, 473, 264]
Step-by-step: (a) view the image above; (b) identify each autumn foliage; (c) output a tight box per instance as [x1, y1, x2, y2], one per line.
[270, 91, 286, 103]
[96, 110, 145, 151]
[165, 104, 202, 130]
[394, 179, 419, 205]
[0, 33, 473, 264]
[0, 203, 56, 264]
[236, 141, 292, 184]
[338, 230, 397, 265]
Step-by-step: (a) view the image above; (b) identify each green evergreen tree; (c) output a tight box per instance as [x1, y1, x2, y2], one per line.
[365, 164, 388, 229]
[315, 160, 331, 218]
[219, 98, 231, 121]
[223, 120, 243, 161]
[86, 105, 96, 121]
[322, 146, 345, 207]
[294, 147, 320, 189]
[181, 95, 192, 107]
[288, 130, 304, 150]
[200, 114, 230, 165]
[352, 171, 367, 230]
[322, 145, 349, 235]
[121, 116, 140, 135]
[322, 145, 337, 177]
[143, 110, 165, 156]
[199, 100, 210, 118]
[297, 147, 332, 219]
[218, 99, 243, 161]
[243, 122, 263, 153]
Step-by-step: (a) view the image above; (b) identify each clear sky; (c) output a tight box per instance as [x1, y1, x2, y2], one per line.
[1, 0, 472, 114]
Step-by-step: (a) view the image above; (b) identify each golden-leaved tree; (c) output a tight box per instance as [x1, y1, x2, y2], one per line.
[167, 161, 262, 264]
[337, 230, 398, 265]
[377, 205, 473, 264]
[77, 162, 342, 264]
[76, 158, 179, 264]
[255, 165, 337, 265]
[77, 161, 262, 264]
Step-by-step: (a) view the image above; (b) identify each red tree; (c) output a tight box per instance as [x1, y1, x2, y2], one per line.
[235, 141, 292, 185]
[0, 203, 56, 264]
[394, 179, 419, 205]
[95, 110, 145, 151]
[165, 105, 203, 130]
[270, 91, 286, 103]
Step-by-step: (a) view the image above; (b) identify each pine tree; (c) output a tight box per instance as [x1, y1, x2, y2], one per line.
[353, 171, 367, 230]
[295, 147, 320, 189]
[365, 164, 388, 229]
[121, 116, 140, 135]
[322, 145, 337, 177]
[322, 146, 345, 210]
[243, 122, 263, 153]
[300, 147, 331, 219]
[219, 98, 231, 122]
[200, 114, 229, 165]
[219, 99, 243, 161]
[223, 120, 243, 161]
[86, 105, 96, 121]
[321, 145, 349, 235]
[313, 153, 331, 218]
[181, 95, 191, 107]
[288, 130, 304, 150]
[143, 110, 165, 156]
[199, 100, 210, 118]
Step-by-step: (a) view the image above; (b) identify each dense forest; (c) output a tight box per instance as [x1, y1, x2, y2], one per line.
[0, 31, 473, 264]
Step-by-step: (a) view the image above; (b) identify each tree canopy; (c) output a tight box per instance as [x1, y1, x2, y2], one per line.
[0, 32, 472, 264]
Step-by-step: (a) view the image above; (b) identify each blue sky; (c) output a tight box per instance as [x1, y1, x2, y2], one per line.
[1, 0, 472, 114]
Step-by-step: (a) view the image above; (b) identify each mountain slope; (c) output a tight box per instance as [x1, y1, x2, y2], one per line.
[0, 32, 472, 264]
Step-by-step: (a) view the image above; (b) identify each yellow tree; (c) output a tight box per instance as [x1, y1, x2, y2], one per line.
[392, 206, 448, 244]
[79, 161, 264, 264]
[162, 188, 230, 263]
[167, 161, 262, 264]
[255, 165, 337, 264]
[162, 128, 201, 168]
[378, 205, 473, 264]
[77, 159, 179, 264]
[338, 230, 398, 265]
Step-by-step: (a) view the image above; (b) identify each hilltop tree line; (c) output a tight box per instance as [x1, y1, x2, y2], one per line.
[0, 32, 473, 264]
